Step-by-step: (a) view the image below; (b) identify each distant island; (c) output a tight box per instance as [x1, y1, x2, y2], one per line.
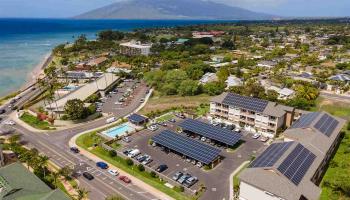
[75, 0, 277, 20]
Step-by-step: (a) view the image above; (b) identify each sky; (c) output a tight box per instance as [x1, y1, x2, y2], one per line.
[0, 0, 349, 18]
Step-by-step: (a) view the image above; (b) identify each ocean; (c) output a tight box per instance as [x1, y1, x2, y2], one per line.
[0, 18, 233, 97]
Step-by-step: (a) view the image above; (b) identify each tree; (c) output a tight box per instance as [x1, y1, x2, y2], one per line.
[37, 155, 49, 177]
[178, 80, 200, 96]
[216, 67, 230, 82]
[75, 187, 89, 200]
[266, 90, 279, 101]
[51, 172, 60, 189]
[64, 99, 86, 120]
[137, 164, 145, 172]
[59, 165, 73, 180]
[126, 159, 134, 166]
[221, 40, 236, 50]
[203, 82, 225, 96]
[109, 150, 117, 157]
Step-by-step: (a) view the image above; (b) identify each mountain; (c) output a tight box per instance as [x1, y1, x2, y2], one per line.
[75, 0, 276, 20]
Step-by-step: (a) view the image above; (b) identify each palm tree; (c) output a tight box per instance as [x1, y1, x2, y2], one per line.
[37, 155, 49, 177]
[58, 165, 73, 181]
[52, 172, 60, 189]
[75, 187, 89, 200]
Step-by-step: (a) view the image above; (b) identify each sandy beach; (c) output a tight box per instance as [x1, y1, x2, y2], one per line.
[21, 52, 53, 91]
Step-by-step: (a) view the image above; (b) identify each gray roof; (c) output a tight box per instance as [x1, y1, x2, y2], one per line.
[211, 92, 288, 117]
[0, 162, 70, 200]
[329, 74, 350, 82]
[239, 111, 346, 200]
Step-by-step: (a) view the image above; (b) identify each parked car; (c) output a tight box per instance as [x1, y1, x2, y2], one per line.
[0, 109, 5, 114]
[136, 154, 147, 162]
[127, 149, 140, 158]
[156, 164, 168, 173]
[147, 124, 158, 131]
[114, 102, 123, 105]
[168, 118, 176, 123]
[178, 173, 191, 184]
[83, 172, 94, 180]
[119, 175, 131, 184]
[260, 137, 269, 142]
[123, 149, 133, 156]
[108, 169, 119, 176]
[196, 162, 203, 168]
[70, 147, 80, 153]
[122, 137, 131, 143]
[235, 128, 241, 133]
[201, 137, 206, 142]
[140, 98, 145, 103]
[3, 120, 15, 126]
[96, 162, 109, 169]
[142, 157, 153, 165]
[172, 171, 183, 181]
[159, 122, 167, 127]
[183, 176, 198, 188]
[252, 133, 261, 139]
[191, 160, 197, 165]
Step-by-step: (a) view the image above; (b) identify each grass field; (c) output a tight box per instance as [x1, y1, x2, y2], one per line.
[76, 132, 194, 200]
[313, 97, 350, 200]
[140, 93, 211, 115]
[20, 112, 55, 130]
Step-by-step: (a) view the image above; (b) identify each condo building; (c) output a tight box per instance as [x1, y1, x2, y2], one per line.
[119, 41, 152, 56]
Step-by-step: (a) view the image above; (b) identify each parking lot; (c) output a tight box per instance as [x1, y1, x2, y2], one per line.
[120, 116, 266, 200]
[97, 79, 148, 115]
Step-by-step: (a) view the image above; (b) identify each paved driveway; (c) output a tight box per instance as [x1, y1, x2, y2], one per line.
[122, 118, 266, 200]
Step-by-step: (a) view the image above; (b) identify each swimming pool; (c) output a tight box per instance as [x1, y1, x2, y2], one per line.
[101, 123, 134, 138]
[63, 85, 79, 91]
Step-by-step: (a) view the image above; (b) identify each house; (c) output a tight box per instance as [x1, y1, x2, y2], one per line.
[209, 92, 295, 137]
[119, 41, 152, 56]
[199, 73, 218, 85]
[0, 162, 70, 200]
[239, 112, 345, 200]
[329, 73, 350, 83]
[267, 86, 295, 100]
[257, 61, 278, 69]
[225, 75, 242, 88]
[210, 62, 231, 69]
[175, 38, 189, 45]
[211, 55, 225, 63]
[87, 56, 108, 67]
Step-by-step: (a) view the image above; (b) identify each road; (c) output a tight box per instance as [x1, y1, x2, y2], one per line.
[320, 91, 350, 103]
[1, 82, 161, 200]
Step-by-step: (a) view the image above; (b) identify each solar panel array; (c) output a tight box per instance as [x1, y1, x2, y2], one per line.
[179, 119, 242, 146]
[314, 113, 339, 137]
[128, 114, 147, 123]
[249, 142, 293, 168]
[291, 112, 320, 129]
[277, 144, 316, 186]
[152, 130, 221, 165]
[222, 93, 269, 113]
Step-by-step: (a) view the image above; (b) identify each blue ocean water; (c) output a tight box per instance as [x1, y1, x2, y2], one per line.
[0, 18, 232, 97]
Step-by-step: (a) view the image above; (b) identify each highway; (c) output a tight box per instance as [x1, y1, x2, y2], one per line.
[0, 83, 161, 200]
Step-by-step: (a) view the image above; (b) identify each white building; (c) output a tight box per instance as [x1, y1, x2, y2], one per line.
[199, 73, 218, 85]
[225, 75, 242, 88]
[268, 86, 295, 100]
[120, 41, 152, 56]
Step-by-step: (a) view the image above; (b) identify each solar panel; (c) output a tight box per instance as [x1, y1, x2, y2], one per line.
[128, 114, 147, 123]
[179, 119, 242, 146]
[291, 112, 320, 129]
[222, 93, 269, 113]
[277, 144, 316, 185]
[249, 142, 293, 168]
[313, 113, 339, 137]
[152, 130, 221, 165]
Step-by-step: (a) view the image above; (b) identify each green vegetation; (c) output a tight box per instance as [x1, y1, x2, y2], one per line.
[311, 98, 350, 199]
[20, 112, 55, 130]
[76, 132, 194, 200]
[0, 91, 20, 105]
[63, 98, 97, 120]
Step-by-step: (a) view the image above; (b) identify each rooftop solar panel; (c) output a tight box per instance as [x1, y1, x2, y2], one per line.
[152, 130, 221, 165]
[277, 144, 316, 185]
[313, 113, 339, 137]
[222, 93, 269, 113]
[128, 114, 147, 123]
[291, 112, 320, 129]
[249, 142, 293, 168]
[179, 119, 242, 146]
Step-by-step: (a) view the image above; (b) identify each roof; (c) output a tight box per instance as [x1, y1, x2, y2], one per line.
[0, 162, 70, 200]
[179, 118, 242, 146]
[211, 92, 287, 117]
[128, 114, 148, 124]
[87, 57, 107, 66]
[240, 142, 322, 200]
[285, 111, 346, 155]
[279, 88, 295, 96]
[47, 73, 119, 111]
[222, 92, 269, 113]
[329, 74, 350, 82]
[240, 112, 346, 200]
[120, 41, 152, 49]
[152, 130, 221, 165]
[199, 72, 218, 84]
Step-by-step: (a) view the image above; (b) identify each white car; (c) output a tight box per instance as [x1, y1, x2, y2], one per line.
[108, 169, 119, 176]
[252, 133, 261, 139]
[147, 125, 158, 131]
[234, 128, 241, 133]
[3, 120, 15, 126]
[114, 102, 123, 105]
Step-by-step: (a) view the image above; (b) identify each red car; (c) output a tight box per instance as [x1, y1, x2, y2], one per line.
[119, 176, 131, 184]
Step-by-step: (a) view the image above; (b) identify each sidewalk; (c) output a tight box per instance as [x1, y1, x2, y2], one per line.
[69, 130, 174, 200]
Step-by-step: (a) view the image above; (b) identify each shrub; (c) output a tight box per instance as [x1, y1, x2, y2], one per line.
[137, 164, 145, 172]
[109, 150, 117, 157]
[347, 122, 350, 130]
[174, 186, 185, 192]
[126, 158, 133, 166]
[150, 171, 157, 178]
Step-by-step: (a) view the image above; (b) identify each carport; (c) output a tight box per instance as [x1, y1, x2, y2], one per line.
[152, 130, 221, 168]
[179, 118, 242, 147]
[128, 113, 148, 126]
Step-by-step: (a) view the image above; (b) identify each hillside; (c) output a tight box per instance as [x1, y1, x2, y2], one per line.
[75, 0, 276, 20]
